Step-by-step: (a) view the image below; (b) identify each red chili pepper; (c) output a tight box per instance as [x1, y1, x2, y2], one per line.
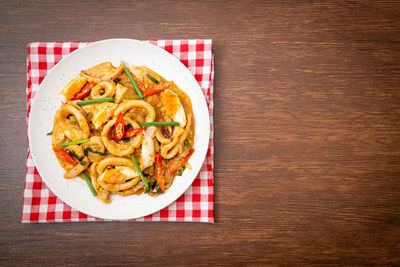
[167, 149, 194, 173]
[155, 153, 165, 192]
[114, 113, 125, 141]
[71, 81, 94, 100]
[142, 83, 170, 96]
[53, 147, 77, 166]
[124, 128, 143, 138]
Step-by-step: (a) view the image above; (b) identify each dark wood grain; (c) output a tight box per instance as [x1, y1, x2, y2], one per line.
[1, 0, 400, 265]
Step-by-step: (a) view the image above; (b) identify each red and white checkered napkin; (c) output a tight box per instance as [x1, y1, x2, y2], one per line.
[23, 40, 214, 223]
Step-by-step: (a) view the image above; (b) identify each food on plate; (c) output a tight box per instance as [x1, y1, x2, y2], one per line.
[50, 62, 195, 203]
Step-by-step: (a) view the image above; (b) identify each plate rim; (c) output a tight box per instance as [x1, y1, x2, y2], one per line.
[28, 38, 210, 220]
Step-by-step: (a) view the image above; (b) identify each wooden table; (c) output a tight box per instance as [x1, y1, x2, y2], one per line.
[1, 0, 400, 265]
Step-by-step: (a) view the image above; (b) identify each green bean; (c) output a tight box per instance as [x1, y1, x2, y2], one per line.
[124, 67, 144, 99]
[146, 74, 159, 84]
[59, 139, 89, 146]
[184, 139, 192, 149]
[83, 147, 108, 156]
[139, 122, 179, 127]
[68, 150, 81, 160]
[76, 97, 114, 106]
[130, 154, 149, 188]
[81, 172, 97, 197]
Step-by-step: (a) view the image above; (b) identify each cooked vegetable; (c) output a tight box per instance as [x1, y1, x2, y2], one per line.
[83, 147, 108, 156]
[167, 149, 194, 173]
[155, 154, 165, 192]
[130, 154, 149, 189]
[146, 74, 159, 84]
[184, 139, 191, 149]
[71, 81, 94, 100]
[139, 122, 179, 127]
[114, 113, 125, 141]
[47, 131, 53, 135]
[177, 169, 182, 176]
[155, 183, 163, 194]
[124, 67, 144, 99]
[125, 94, 140, 100]
[53, 148, 77, 166]
[124, 128, 143, 138]
[59, 139, 89, 146]
[142, 87, 166, 97]
[76, 97, 114, 106]
[81, 171, 97, 197]
[68, 150, 81, 160]
[79, 160, 87, 166]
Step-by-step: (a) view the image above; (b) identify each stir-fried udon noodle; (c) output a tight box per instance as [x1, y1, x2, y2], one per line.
[51, 61, 195, 203]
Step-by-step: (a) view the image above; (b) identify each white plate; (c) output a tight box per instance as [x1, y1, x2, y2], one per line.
[28, 39, 210, 220]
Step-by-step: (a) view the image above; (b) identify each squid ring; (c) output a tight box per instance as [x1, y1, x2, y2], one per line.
[96, 157, 140, 191]
[160, 127, 185, 159]
[101, 117, 142, 156]
[55, 104, 90, 141]
[113, 100, 156, 122]
[90, 81, 115, 99]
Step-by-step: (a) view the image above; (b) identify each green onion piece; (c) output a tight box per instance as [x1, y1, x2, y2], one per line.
[177, 169, 182, 176]
[84, 147, 89, 156]
[126, 94, 140, 100]
[47, 131, 53, 136]
[124, 67, 144, 99]
[126, 123, 133, 129]
[155, 183, 163, 194]
[76, 97, 114, 106]
[79, 160, 87, 166]
[59, 139, 89, 146]
[122, 138, 130, 143]
[139, 122, 179, 127]
[184, 139, 192, 149]
[130, 154, 149, 189]
[84, 147, 108, 156]
[146, 74, 159, 84]
[68, 151, 81, 160]
[81, 172, 97, 197]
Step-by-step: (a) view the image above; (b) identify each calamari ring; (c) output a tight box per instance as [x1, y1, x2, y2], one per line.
[160, 127, 185, 159]
[55, 104, 90, 141]
[90, 81, 115, 99]
[82, 136, 106, 162]
[113, 100, 156, 122]
[96, 157, 141, 191]
[157, 113, 192, 159]
[101, 117, 142, 156]
[155, 127, 170, 144]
